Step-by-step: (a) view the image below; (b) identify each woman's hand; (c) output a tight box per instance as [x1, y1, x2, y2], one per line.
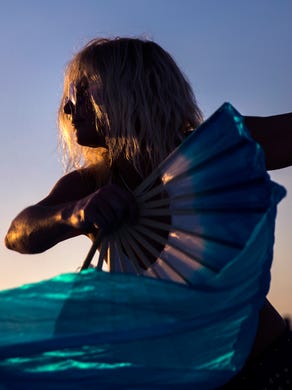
[69, 184, 138, 235]
[245, 113, 292, 170]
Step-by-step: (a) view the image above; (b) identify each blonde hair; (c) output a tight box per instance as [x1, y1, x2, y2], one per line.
[58, 37, 203, 175]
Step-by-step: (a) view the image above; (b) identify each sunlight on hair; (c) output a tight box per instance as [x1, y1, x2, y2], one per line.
[58, 37, 203, 177]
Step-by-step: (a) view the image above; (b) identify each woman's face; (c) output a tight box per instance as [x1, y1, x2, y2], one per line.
[63, 80, 106, 148]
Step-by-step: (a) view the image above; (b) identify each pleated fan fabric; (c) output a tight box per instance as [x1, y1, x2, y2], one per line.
[0, 103, 286, 389]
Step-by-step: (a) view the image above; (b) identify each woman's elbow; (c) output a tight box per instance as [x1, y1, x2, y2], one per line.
[4, 223, 40, 254]
[5, 231, 25, 253]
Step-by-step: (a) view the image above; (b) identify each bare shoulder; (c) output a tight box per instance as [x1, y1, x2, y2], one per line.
[38, 164, 110, 206]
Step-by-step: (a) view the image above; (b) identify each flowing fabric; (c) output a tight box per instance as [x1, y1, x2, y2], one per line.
[0, 103, 286, 389]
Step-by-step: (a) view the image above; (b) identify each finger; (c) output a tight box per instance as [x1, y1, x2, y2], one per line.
[86, 199, 116, 233]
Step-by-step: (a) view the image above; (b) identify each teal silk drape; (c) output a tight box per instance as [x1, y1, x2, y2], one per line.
[0, 104, 286, 389]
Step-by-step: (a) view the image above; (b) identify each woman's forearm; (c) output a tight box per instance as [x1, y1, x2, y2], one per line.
[4, 203, 83, 254]
[244, 113, 292, 170]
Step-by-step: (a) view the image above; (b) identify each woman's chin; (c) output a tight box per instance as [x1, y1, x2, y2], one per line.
[75, 134, 106, 148]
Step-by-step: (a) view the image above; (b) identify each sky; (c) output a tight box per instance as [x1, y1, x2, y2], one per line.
[0, 0, 292, 316]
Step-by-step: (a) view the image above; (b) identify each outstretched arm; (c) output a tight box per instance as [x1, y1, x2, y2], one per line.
[5, 168, 136, 254]
[5, 200, 83, 254]
[5, 168, 97, 254]
[244, 112, 292, 170]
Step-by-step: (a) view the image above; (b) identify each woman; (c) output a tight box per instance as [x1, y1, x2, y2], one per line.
[5, 38, 203, 256]
[4, 37, 292, 388]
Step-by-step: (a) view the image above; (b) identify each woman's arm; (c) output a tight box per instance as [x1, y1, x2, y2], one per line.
[4, 168, 98, 254]
[5, 167, 136, 254]
[4, 201, 83, 254]
[244, 113, 292, 170]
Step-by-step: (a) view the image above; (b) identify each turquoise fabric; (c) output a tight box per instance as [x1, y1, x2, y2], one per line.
[0, 104, 286, 389]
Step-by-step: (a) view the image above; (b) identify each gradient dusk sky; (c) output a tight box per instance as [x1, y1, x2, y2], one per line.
[1, 0, 292, 316]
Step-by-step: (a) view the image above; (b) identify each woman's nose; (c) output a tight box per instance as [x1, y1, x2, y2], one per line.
[63, 99, 75, 115]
